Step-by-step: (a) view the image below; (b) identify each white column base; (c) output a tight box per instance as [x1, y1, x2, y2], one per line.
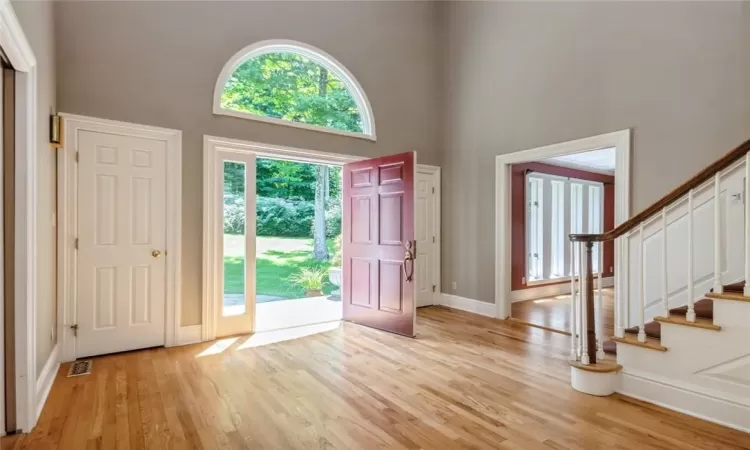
[571, 366, 621, 396]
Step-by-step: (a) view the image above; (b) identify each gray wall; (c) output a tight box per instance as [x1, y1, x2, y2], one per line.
[440, 1, 750, 304]
[14, 1, 58, 374]
[55, 1, 441, 325]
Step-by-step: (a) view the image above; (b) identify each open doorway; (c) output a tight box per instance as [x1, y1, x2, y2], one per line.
[222, 157, 343, 332]
[494, 131, 631, 339]
[508, 148, 616, 335]
[205, 137, 437, 341]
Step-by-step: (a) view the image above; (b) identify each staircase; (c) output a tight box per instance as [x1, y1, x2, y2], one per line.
[567, 138, 750, 433]
[604, 288, 724, 355]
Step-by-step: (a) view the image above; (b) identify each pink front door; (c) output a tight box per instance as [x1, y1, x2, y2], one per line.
[342, 152, 416, 337]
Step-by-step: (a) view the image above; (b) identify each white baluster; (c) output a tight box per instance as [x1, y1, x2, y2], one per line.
[687, 189, 696, 322]
[746, 154, 750, 297]
[615, 237, 624, 338]
[638, 223, 647, 343]
[569, 240, 578, 361]
[714, 173, 724, 295]
[661, 209, 669, 317]
[580, 242, 590, 365]
[596, 242, 605, 360]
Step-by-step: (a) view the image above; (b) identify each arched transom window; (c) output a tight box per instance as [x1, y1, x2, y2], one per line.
[213, 40, 376, 140]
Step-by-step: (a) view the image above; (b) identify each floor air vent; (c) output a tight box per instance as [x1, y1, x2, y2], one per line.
[67, 360, 92, 377]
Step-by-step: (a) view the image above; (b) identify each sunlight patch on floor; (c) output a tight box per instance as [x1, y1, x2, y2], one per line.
[196, 337, 240, 357]
[238, 321, 341, 350]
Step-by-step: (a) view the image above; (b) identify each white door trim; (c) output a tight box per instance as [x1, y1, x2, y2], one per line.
[202, 134, 441, 340]
[0, 0, 39, 433]
[416, 165, 441, 306]
[57, 114, 182, 363]
[494, 130, 631, 319]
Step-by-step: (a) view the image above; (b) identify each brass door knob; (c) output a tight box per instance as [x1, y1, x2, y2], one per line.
[152, 250, 162, 258]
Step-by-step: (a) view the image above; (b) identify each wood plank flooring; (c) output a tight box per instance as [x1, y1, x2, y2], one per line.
[511, 288, 615, 337]
[4, 307, 750, 449]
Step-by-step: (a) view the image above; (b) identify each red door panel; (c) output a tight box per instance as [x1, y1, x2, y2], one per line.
[342, 152, 416, 337]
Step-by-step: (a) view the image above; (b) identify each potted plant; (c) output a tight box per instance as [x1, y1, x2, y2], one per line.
[328, 235, 342, 299]
[288, 267, 327, 297]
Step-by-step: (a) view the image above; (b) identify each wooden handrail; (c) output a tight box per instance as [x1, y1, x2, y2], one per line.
[571, 138, 750, 243]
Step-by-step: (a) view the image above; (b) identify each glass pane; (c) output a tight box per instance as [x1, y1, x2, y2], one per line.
[220, 52, 364, 134]
[527, 177, 544, 281]
[223, 161, 246, 316]
[570, 183, 583, 274]
[588, 185, 602, 273]
[550, 180, 565, 278]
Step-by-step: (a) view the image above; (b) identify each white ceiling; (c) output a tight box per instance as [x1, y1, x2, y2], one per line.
[543, 147, 616, 175]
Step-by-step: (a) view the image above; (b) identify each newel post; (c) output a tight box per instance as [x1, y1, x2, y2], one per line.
[585, 241, 597, 365]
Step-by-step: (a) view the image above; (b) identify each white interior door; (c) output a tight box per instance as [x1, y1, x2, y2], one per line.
[215, 151, 256, 337]
[416, 170, 437, 307]
[76, 130, 167, 358]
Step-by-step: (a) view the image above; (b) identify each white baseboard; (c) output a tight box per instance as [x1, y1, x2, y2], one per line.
[511, 276, 614, 303]
[620, 370, 750, 433]
[439, 293, 496, 317]
[176, 325, 203, 346]
[35, 343, 60, 424]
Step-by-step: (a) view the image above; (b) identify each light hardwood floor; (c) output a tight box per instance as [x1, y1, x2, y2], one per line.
[512, 287, 615, 337]
[5, 307, 750, 449]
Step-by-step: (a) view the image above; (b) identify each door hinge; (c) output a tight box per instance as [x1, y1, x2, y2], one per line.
[75, 151, 79, 163]
[432, 187, 435, 194]
[432, 236, 435, 243]
[432, 285, 436, 292]
[70, 324, 78, 337]
[75, 238, 78, 249]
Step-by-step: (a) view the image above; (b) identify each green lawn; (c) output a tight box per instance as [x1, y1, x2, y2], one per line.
[223, 235, 338, 299]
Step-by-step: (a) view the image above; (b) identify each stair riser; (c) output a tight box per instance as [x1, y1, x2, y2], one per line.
[712, 301, 750, 327]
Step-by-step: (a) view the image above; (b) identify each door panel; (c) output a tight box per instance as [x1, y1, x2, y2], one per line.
[415, 171, 436, 307]
[342, 152, 416, 337]
[77, 131, 167, 358]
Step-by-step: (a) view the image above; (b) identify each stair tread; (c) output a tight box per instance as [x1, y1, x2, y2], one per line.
[653, 315, 721, 331]
[569, 360, 622, 373]
[705, 292, 750, 303]
[611, 334, 668, 352]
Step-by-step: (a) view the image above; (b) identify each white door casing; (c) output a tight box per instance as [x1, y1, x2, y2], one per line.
[76, 131, 168, 358]
[416, 168, 439, 307]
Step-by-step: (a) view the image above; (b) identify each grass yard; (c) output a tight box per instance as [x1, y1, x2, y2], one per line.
[223, 235, 338, 299]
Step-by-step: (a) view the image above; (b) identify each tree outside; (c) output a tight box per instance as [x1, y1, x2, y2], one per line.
[221, 52, 364, 133]
[219, 50, 363, 304]
[223, 159, 342, 302]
